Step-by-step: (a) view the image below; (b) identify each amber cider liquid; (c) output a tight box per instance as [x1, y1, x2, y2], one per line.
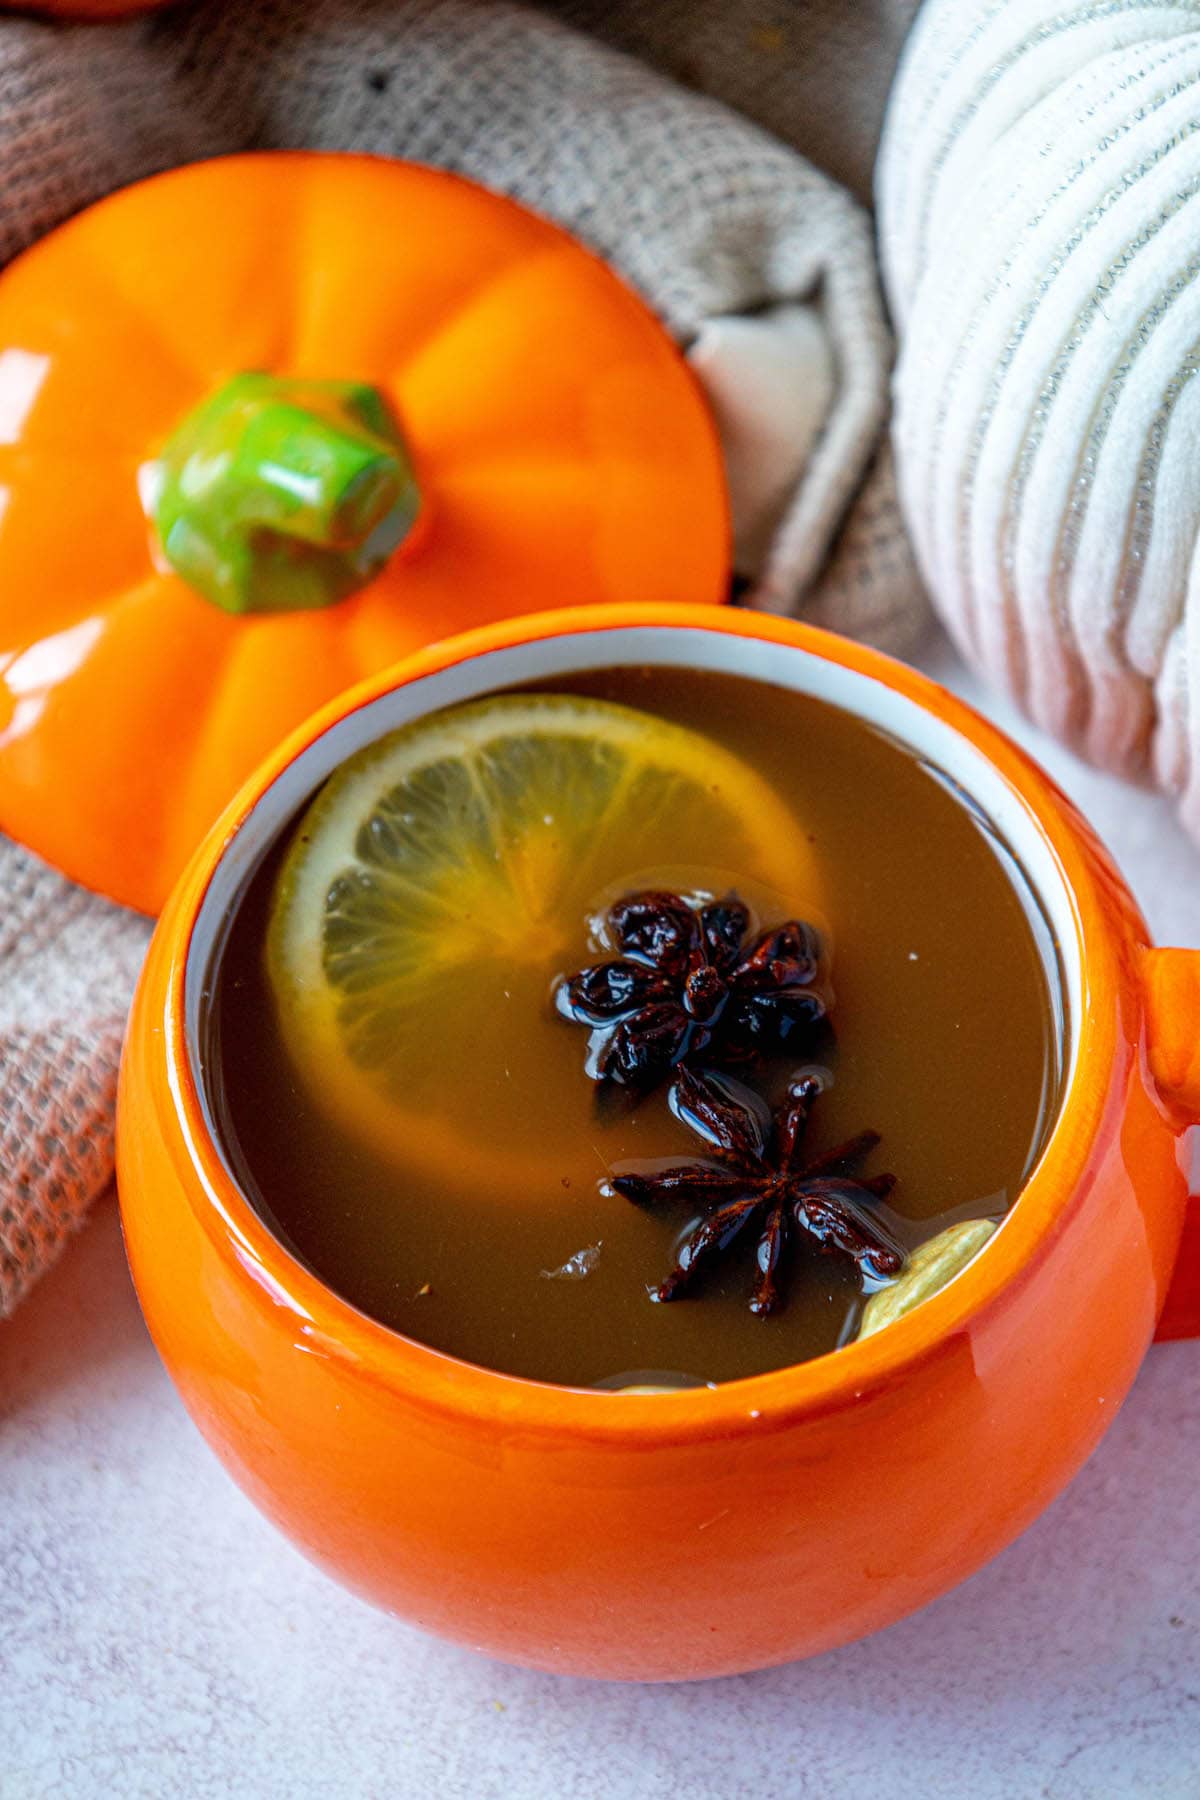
[204, 667, 1063, 1387]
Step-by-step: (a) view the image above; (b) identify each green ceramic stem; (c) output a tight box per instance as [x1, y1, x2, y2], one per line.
[150, 373, 420, 614]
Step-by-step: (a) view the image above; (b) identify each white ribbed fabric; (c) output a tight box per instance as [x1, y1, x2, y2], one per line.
[878, 0, 1200, 830]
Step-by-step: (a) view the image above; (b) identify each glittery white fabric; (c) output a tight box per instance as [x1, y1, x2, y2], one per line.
[878, 0, 1200, 831]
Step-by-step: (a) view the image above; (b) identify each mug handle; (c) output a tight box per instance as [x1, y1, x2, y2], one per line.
[1142, 947, 1200, 1340]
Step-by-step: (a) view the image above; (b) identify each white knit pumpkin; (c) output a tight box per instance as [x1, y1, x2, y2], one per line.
[878, 0, 1200, 832]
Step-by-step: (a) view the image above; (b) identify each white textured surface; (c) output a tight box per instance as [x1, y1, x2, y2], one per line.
[3, 630, 1200, 1799]
[877, 0, 1200, 838]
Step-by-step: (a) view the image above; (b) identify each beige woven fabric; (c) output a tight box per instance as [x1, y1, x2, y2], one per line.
[0, 847, 151, 1312]
[0, 0, 926, 1315]
[546, 0, 922, 206]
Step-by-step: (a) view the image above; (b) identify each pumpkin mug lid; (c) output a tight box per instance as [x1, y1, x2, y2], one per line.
[0, 151, 728, 913]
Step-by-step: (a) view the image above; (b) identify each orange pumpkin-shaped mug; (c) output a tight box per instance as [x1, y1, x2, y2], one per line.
[115, 603, 1200, 1681]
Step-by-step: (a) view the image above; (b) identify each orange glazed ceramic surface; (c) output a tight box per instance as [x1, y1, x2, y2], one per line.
[0, 154, 727, 914]
[116, 606, 1200, 1681]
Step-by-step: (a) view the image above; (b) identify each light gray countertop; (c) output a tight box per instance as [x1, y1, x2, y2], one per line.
[4, 630, 1199, 1800]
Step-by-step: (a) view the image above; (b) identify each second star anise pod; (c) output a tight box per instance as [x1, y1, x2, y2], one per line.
[612, 1066, 904, 1316]
[555, 889, 828, 1092]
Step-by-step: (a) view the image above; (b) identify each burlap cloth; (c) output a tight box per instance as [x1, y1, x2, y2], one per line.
[0, 0, 926, 1315]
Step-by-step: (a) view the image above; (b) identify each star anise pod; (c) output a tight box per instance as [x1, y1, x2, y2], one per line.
[556, 889, 827, 1092]
[612, 1067, 903, 1316]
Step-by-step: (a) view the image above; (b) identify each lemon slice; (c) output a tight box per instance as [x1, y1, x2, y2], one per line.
[267, 693, 824, 1186]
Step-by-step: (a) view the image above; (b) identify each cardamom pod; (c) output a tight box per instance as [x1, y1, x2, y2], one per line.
[859, 1219, 998, 1340]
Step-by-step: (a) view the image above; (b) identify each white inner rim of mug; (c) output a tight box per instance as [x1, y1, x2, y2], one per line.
[185, 625, 1081, 1273]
